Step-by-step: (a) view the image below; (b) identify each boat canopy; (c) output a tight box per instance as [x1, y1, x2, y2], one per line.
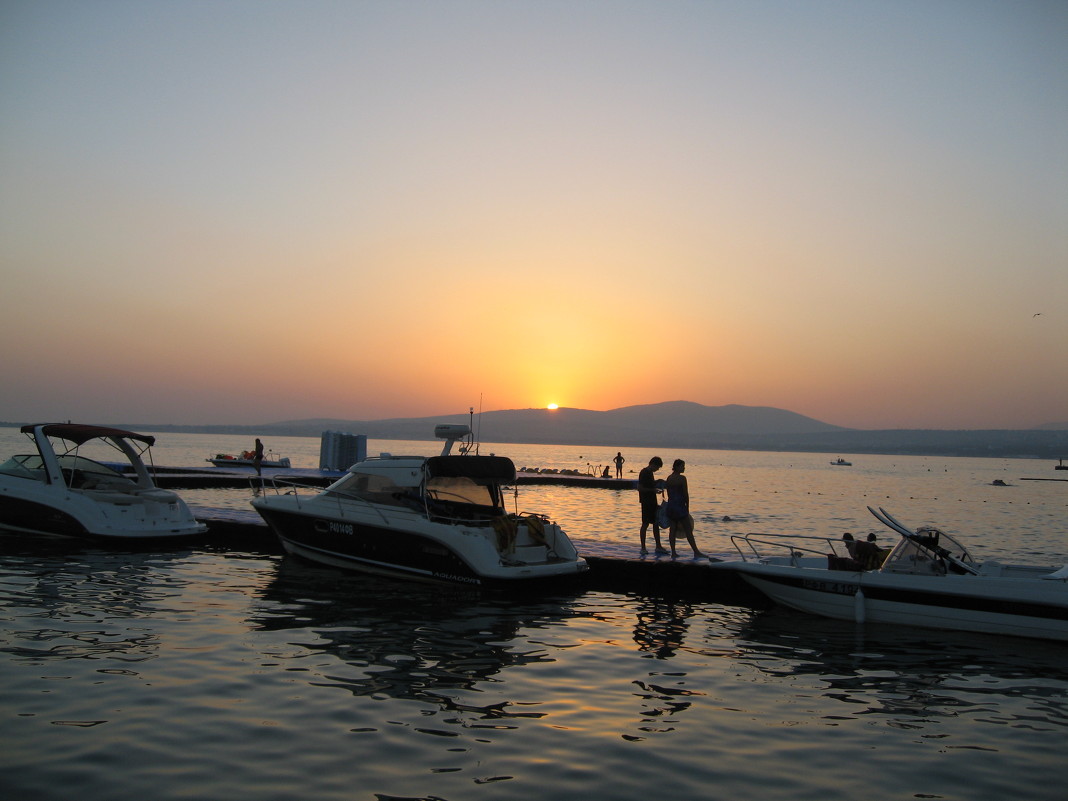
[21, 423, 156, 446]
[426, 455, 516, 482]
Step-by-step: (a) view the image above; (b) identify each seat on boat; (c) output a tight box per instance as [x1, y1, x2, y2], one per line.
[827, 554, 863, 571]
[492, 514, 548, 554]
[853, 540, 889, 570]
[830, 536, 886, 571]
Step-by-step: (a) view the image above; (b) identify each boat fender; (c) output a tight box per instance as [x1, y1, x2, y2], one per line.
[854, 588, 866, 624]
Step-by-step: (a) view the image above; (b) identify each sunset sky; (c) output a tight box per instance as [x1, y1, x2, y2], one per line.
[1, 1, 1065, 430]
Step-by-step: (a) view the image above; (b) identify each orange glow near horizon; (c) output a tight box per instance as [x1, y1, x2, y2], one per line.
[1, 5, 1065, 430]
[547, 403, 559, 410]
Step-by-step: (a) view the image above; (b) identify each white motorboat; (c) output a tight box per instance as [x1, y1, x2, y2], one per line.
[0, 423, 207, 540]
[208, 452, 292, 469]
[710, 507, 1068, 641]
[830, 458, 852, 466]
[251, 424, 589, 588]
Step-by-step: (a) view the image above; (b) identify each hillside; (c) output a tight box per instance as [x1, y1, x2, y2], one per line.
[193, 402, 844, 446]
[17, 401, 1059, 458]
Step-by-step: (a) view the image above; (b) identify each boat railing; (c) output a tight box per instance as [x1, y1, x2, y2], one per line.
[729, 532, 849, 565]
[253, 475, 319, 494]
[253, 476, 413, 527]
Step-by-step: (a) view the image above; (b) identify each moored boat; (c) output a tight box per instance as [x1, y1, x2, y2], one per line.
[830, 457, 852, 466]
[208, 452, 292, 468]
[251, 424, 588, 588]
[0, 423, 207, 540]
[710, 507, 1068, 641]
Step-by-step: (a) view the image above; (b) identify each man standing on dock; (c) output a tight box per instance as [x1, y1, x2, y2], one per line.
[253, 438, 264, 476]
[637, 456, 667, 556]
[613, 451, 625, 479]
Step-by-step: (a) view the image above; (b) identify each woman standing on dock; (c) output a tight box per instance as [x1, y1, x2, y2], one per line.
[664, 459, 705, 560]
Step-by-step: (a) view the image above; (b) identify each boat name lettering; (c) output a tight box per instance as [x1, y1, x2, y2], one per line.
[328, 521, 353, 535]
[801, 579, 857, 596]
[433, 572, 482, 585]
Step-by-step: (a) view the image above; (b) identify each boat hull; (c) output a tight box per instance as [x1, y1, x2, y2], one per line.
[0, 486, 207, 540]
[720, 562, 1068, 641]
[252, 498, 588, 588]
[0, 494, 90, 537]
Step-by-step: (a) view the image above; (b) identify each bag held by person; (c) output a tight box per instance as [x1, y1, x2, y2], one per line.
[664, 498, 687, 521]
[656, 501, 673, 529]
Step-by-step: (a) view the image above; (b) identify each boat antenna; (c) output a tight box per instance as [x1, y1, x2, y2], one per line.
[458, 406, 474, 455]
[475, 395, 484, 454]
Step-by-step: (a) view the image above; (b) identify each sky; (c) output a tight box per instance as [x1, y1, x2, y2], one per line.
[1, 1, 1065, 431]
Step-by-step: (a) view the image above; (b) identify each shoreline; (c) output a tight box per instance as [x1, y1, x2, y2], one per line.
[2, 422, 1063, 460]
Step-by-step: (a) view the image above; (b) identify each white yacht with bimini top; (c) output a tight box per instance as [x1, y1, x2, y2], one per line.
[251, 424, 588, 588]
[0, 423, 207, 540]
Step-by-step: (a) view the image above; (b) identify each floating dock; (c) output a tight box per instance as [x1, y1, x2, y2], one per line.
[192, 506, 757, 602]
[514, 471, 636, 490]
[146, 463, 745, 599]
[146, 465, 637, 491]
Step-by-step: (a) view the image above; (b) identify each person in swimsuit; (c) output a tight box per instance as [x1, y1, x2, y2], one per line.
[664, 459, 705, 560]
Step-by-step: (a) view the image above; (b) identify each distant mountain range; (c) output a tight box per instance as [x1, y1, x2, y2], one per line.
[274, 401, 849, 444]
[9, 401, 1061, 459]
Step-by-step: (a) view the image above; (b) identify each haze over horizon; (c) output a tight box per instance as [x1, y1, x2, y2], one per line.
[2, 2, 1065, 431]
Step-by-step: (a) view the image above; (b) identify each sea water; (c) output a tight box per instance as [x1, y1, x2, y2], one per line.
[1, 429, 1066, 800]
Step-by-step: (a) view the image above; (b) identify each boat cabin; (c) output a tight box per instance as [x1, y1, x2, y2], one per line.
[7, 423, 157, 491]
[324, 454, 516, 522]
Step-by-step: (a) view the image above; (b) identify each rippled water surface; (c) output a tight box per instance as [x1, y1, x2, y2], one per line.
[1, 430, 1066, 799]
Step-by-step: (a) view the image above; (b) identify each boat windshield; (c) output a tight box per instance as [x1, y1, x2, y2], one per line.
[56, 454, 125, 480]
[426, 475, 498, 507]
[326, 471, 502, 510]
[423, 455, 511, 509]
[0, 455, 47, 481]
[883, 538, 941, 574]
[327, 472, 416, 507]
[883, 528, 975, 575]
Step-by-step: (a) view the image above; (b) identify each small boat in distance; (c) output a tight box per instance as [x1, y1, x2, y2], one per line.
[1057, 459, 1067, 471]
[830, 457, 852, 466]
[710, 507, 1068, 641]
[0, 423, 207, 540]
[251, 424, 588, 588]
[208, 451, 291, 469]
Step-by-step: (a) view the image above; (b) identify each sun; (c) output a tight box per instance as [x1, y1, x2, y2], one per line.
[547, 403, 559, 410]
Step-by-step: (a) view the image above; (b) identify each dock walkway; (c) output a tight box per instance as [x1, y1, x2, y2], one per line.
[139, 462, 748, 600]
[147, 466, 637, 491]
[193, 506, 756, 602]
